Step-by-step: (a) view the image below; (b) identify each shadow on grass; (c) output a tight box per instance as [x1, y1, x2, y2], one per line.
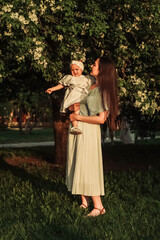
[0, 155, 68, 195]
[102, 142, 160, 172]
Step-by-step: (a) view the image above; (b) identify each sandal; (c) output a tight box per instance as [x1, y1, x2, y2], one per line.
[80, 203, 88, 209]
[70, 127, 82, 135]
[86, 207, 106, 217]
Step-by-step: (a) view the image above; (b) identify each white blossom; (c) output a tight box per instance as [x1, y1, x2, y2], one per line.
[10, 12, 19, 19]
[37, 59, 48, 68]
[120, 44, 128, 50]
[126, 27, 132, 32]
[50, 0, 56, 7]
[100, 33, 105, 38]
[19, 15, 29, 25]
[150, 78, 155, 82]
[28, 10, 38, 24]
[121, 87, 127, 96]
[21, 25, 28, 34]
[58, 34, 63, 41]
[139, 42, 145, 49]
[58, 72, 63, 78]
[124, 4, 130, 8]
[40, 3, 47, 14]
[118, 23, 123, 30]
[141, 103, 150, 112]
[134, 100, 141, 108]
[16, 56, 25, 62]
[101, 49, 104, 56]
[135, 16, 141, 22]
[36, 41, 42, 45]
[33, 47, 43, 60]
[2, 4, 13, 13]
[132, 23, 139, 30]
[4, 30, 13, 36]
[130, 76, 145, 86]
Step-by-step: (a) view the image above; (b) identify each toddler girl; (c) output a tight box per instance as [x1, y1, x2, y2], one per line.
[46, 60, 94, 134]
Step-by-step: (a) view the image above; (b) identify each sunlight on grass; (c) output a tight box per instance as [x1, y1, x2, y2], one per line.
[0, 157, 160, 240]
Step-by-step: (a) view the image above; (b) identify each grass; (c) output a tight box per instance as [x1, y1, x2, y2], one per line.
[0, 128, 54, 144]
[0, 158, 160, 240]
[0, 128, 160, 239]
[0, 144, 160, 240]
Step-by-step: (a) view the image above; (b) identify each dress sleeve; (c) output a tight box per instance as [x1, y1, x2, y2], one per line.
[87, 88, 108, 116]
[59, 75, 73, 86]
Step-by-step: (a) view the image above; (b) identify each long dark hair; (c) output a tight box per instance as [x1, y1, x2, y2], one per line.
[97, 56, 119, 131]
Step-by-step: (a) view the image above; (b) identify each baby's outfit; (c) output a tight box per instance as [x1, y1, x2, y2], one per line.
[59, 74, 95, 113]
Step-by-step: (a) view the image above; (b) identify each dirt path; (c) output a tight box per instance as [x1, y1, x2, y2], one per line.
[0, 141, 55, 148]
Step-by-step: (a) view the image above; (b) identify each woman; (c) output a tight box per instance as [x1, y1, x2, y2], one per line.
[66, 56, 119, 217]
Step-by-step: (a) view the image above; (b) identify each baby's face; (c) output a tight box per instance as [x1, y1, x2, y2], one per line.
[71, 64, 83, 77]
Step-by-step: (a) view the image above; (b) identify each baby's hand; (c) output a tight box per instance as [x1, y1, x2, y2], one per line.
[45, 88, 52, 94]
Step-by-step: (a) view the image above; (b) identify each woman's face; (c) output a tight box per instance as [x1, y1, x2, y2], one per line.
[90, 58, 99, 77]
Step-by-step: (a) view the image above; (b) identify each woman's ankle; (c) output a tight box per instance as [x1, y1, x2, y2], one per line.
[81, 195, 90, 207]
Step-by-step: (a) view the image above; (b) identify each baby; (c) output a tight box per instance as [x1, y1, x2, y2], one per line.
[46, 60, 94, 135]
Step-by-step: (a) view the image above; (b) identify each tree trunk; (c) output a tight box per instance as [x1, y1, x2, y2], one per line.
[49, 91, 70, 166]
[53, 118, 70, 166]
[18, 105, 23, 135]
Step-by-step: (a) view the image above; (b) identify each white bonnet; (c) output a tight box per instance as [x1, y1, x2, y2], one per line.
[71, 60, 84, 71]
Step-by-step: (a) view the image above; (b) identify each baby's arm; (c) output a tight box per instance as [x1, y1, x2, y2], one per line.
[45, 84, 64, 94]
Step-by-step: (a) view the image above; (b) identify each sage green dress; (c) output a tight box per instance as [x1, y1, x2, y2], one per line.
[66, 87, 108, 196]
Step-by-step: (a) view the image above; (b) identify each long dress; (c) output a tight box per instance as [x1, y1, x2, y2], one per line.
[65, 87, 108, 196]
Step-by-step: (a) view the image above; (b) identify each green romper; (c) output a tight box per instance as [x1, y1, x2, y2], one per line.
[66, 87, 108, 196]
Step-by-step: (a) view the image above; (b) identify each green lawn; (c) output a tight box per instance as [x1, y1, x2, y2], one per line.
[0, 128, 54, 144]
[0, 145, 160, 240]
[0, 159, 160, 240]
[0, 127, 160, 145]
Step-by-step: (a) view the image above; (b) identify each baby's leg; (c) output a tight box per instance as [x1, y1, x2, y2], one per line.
[70, 103, 82, 135]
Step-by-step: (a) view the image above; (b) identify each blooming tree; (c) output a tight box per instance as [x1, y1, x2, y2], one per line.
[0, 0, 160, 161]
[102, 0, 160, 129]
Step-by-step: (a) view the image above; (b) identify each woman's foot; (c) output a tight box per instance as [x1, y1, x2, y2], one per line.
[87, 207, 106, 217]
[80, 203, 88, 209]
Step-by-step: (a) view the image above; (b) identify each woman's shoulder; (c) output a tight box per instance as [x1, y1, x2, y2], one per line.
[89, 86, 101, 95]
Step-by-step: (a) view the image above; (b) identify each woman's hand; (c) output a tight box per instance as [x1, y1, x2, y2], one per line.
[69, 113, 79, 122]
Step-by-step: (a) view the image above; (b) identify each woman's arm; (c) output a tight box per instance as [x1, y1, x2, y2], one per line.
[69, 111, 108, 124]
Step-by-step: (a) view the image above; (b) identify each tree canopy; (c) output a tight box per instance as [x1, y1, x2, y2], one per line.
[0, 0, 160, 130]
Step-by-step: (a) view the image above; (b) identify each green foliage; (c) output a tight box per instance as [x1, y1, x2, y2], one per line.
[0, 0, 160, 132]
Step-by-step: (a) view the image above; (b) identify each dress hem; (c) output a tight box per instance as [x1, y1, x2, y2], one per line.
[66, 185, 105, 196]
